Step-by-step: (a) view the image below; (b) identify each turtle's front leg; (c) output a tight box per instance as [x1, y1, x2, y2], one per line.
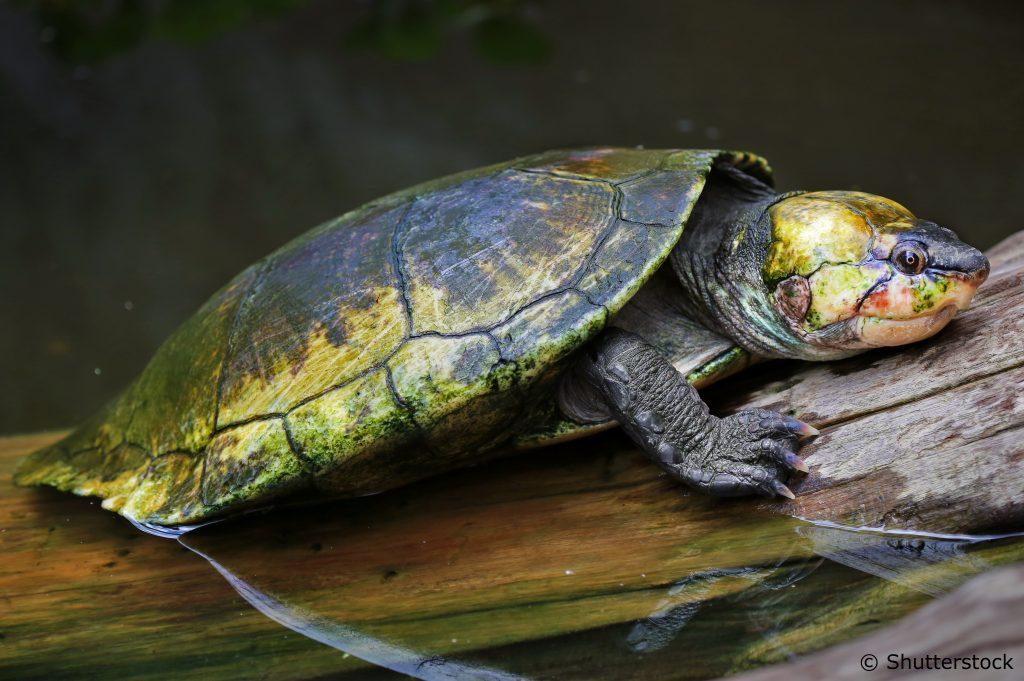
[560, 329, 816, 498]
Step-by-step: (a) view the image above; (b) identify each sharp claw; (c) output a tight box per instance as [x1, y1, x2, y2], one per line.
[784, 451, 809, 473]
[772, 480, 797, 500]
[786, 418, 819, 440]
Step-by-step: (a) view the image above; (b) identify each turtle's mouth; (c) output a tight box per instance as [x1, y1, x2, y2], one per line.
[852, 268, 987, 347]
[856, 303, 958, 347]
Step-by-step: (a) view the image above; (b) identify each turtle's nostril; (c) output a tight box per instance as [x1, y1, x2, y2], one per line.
[961, 252, 991, 284]
[949, 248, 990, 283]
[977, 256, 991, 283]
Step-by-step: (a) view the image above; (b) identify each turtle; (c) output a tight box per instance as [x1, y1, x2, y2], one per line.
[15, 148, 991, 528]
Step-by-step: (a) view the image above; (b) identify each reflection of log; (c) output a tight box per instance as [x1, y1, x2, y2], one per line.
[709, 230, 1024, 533]
[1, 234, 1021, 679]
[729, 562, 1024, 681]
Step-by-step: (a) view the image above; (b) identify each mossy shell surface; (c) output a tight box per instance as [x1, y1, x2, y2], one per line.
[15, 148, 771, 525]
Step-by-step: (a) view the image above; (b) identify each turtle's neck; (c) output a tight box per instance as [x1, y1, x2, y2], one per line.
[670, 246, 807, 359]
[668, 165, 842, 361]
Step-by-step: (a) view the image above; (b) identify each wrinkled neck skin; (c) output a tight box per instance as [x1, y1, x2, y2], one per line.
[670, 169, 855, 361]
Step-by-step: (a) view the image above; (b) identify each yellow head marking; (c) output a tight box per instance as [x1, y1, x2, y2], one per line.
[806, 191, 913, 227]
[764, 191, 915, 284]
[803, 261, 890, 331]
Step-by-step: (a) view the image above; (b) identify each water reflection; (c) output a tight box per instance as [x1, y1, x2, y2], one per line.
[186, 540, 525, 680]
[163, 439, 1024, 679]
[624, 566, 765, 654]
[798, 525, 991, 598]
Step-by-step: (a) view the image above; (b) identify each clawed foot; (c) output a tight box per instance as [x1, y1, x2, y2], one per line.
[678, 409, 818, 500]
[570, 329, 819, 502]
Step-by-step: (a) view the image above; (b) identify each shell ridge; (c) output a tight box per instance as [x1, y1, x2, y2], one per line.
[510, 166, 617, 187]
[381, 364, 440, 454]
[389, 199, 419, 335]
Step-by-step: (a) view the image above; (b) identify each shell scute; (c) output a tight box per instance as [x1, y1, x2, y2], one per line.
[400, 169, 615, 335]
[576, 220, 652, 308]
[492, 289, 605, 385]
[119, 453, 203, 524]
[620, 169, 708, 227]
[200, 419, 303, 511]
[385, 333, 526, 466]
[216, 202, 411, 425]
[287, 369, 416, 493]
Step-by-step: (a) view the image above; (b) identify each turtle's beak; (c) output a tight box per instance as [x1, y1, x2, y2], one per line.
[923, 225, 991, 294]
[922, 228, 990, 313]
[944, 259, 990, 307]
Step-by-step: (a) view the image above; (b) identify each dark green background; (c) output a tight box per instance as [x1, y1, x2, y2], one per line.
[3, 0, 1023, 433]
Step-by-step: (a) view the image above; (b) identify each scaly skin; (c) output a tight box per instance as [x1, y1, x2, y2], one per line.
[569, 329, 812, 498]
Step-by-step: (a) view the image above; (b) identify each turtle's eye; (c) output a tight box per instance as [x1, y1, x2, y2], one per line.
[892, 241, 928, 275]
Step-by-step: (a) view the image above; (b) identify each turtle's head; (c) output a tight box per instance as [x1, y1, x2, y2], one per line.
[763, 191, 989, 354]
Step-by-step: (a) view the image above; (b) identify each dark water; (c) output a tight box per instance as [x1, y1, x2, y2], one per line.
[3, 0, 1024, 433]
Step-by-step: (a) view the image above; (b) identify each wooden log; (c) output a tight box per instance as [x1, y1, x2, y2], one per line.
[1, 232, 1022, 679]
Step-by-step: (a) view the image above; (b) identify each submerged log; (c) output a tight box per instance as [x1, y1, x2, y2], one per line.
[0, 232, 1021, 679]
